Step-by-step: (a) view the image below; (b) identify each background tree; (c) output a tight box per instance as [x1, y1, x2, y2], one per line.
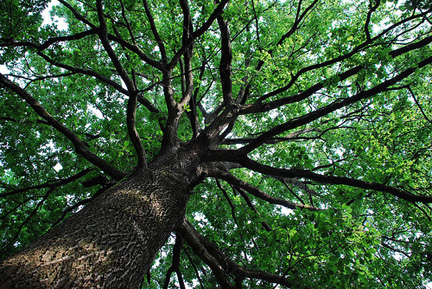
[1, 0, 432, 288]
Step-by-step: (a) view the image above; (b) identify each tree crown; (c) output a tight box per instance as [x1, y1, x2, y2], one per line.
[1, 0, 432, 287]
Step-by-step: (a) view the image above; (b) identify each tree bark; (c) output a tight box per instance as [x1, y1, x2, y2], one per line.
[0, 161, 192, 288]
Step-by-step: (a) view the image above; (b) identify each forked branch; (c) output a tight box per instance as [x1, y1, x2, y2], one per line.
[209, 168, 320, 211]
[238, 55, 432, 154]
[96, 0, 148, 169]
[178, 220, 295, 288]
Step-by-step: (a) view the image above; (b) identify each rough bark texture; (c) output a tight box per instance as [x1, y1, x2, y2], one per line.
[0, 156, 194, 288]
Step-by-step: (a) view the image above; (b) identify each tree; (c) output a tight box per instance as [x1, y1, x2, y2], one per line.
[1, 0, 432, 287]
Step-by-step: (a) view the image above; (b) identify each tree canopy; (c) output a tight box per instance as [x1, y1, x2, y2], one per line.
[1, 0, 432, 287]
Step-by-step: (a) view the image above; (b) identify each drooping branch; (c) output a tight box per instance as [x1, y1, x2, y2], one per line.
[232, 185, 273, 231]
[182, 247, 205, 289]
[0, 74, 126, 180]
[215, 179, 241, 227]
[407, 86, 432, 124]
[177, 221, 234, 289]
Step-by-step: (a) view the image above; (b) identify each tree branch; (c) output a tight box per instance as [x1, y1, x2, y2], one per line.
[96, 0, 148, 169]
[168, 0, 229, 70]
[225, 156, 432, 203]
[254, 8, 432, 104]
[238, 55, 432, 154]
[163, 233, 186, 289]
[0, 74, 126, 180]
[217, 14, 234, 107]
[142, 0, 167, 64]
[0, 169, 92, 198]
[177, 220, 234, 289]
[178, 220, 295, 288]
[58, 0, 162, 69]
[209, 168, 320, 211]
[222, 128, 315, 145]
[364, 0, 380, 41]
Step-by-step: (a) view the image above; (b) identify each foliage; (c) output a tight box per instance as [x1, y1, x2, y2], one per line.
[1, 0, 432, 287]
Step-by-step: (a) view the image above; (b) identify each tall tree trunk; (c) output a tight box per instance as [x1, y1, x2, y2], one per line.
[0, 162, 192, 288]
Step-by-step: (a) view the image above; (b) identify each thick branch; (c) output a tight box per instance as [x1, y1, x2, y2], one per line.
[177, 221, 234, 289]
[163, 233, 186, 289]
[178, 220, 294, 288]
[0, 74, 126, 180]
[178, 0, 195, 112]
[217, 15, 234, 107]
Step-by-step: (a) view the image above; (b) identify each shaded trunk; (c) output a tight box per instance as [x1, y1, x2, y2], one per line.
[0, 162, 192, 288]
